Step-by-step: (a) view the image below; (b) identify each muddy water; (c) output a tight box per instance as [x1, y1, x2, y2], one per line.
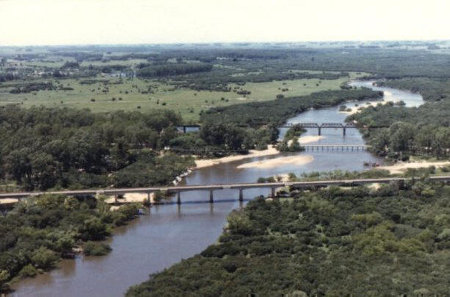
[10, 81, 423, 297]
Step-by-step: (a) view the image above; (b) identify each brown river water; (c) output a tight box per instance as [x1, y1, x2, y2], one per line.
[9, 81, 423, 296]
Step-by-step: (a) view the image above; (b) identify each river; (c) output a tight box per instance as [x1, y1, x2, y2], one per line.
[10, 80, 423, 297]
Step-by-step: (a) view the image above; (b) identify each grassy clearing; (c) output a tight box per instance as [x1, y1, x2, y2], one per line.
[0, 72, 364, 122]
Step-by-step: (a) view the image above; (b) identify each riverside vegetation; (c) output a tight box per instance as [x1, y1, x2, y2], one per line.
[1, 42, 450, 295]
[127, 178, 450, 297]
[0, 195, 141, 292]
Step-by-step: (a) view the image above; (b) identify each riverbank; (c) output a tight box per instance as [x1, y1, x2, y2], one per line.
[378, 160, 450, 174]
[338, 101, 386, 115]
[194, 145, 280, 169]
[237, 155, 314, 169]
[107, 193, 155, 210]
[1, 196, 142, 295]
[298, 135, 324, 144]
[195, 135, 324, 170]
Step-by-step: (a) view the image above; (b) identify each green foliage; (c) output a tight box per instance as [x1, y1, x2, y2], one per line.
[79, 217, 109, 241]
[0, 270, 10, 290]
[202, 88, 382, 128]
[284, 125, 306, 140]
[112, 152, 194, 188]
[137, 63, 213, 78]
[0, 106, 193, 190]
[83, 242, 112, 256]
[0, 195, 139, 291]
[127, 183, 450, 297]
[349, 78, 450, 159]
[30, 247, 58, 270]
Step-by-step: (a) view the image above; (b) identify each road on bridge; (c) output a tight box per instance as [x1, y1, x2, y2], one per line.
[1, 176, 449, 204]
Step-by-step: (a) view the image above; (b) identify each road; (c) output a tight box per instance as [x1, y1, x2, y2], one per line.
[1, 176, 449, 201]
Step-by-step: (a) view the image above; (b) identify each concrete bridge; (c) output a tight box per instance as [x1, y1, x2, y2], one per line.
[1, 176, 449, 205]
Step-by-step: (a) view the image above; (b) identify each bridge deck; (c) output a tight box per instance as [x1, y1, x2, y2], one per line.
[1, 176, 449, 200]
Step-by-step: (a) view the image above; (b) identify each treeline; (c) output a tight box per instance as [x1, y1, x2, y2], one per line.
[377, 77, 450, 102]
[9, 82, 56, 94]
[202, 88, 382, 127]
[170, 69, 346, 92]
[3, 46, 450, 83]
[137, 63, 213, 78]
[167, 124, 276, 157]
[0, 195, 140, 293]
[127, 180, 450, 297]
[0, 106, 194, 190]
[348, 79, 450, 159]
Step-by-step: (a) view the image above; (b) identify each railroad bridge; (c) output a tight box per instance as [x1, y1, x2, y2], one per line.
[280, 122, 358, 136]
[178, 122, 360, 136]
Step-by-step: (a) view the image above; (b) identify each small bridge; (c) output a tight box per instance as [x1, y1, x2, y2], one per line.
[1, 176, 449, 205]
[302, 144, 370, 151]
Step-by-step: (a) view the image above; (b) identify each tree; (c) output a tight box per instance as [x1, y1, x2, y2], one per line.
[388, 122, 415, 152]
[31, 247, 58, 270]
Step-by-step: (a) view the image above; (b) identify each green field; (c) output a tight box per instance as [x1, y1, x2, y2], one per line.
[0, 72, 364, 122]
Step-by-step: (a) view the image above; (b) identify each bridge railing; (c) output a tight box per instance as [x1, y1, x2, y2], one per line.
[1, 176, 449, 204]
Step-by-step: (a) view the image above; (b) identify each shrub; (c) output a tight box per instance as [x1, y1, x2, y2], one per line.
[83, 242, 112, 256]
[18, 264, 38, 278]
[31, 247, 59, 270]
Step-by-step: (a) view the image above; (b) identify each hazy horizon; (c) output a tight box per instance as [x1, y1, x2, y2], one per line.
[0, 0, 449, 46]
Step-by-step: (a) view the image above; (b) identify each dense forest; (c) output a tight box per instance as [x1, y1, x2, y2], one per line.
[0, 195, 141, 292]
[127, 180, 450, 297]
[0, 106, 193, 190]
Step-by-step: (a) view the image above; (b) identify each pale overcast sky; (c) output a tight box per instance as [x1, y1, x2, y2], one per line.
[0, 0, 449, 46]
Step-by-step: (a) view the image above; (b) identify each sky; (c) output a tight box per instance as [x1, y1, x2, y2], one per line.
[0, 0, 449, 46]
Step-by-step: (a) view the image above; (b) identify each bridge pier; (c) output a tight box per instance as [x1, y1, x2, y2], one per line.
[183, 126, 187, 133]
[177, 191, 181, 205]
[343, 127, 346, 136]
[147, 192, 152, 205]
[271, 187, 276, 198]
[318, 127, 322, 136]
[239, 188, 244, 201]
[209, 190, 214, 203]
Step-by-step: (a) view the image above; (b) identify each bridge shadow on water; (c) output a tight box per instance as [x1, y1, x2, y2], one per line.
[154, 198, 252, 206]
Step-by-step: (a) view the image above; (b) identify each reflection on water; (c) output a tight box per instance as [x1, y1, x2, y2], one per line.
[10, 81, 424, 297]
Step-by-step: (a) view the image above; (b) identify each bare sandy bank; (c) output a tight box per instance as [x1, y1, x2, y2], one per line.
[0, 198, 19, 205]
[237, 155, 314, 169]
[298, 135, 325, 144]
[339, 101, 390, 115]
[339, 91, 398, 115]
[194, 145, 280, 169]
[105, 192, 154, 205]
[378, 161, 450, 174]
